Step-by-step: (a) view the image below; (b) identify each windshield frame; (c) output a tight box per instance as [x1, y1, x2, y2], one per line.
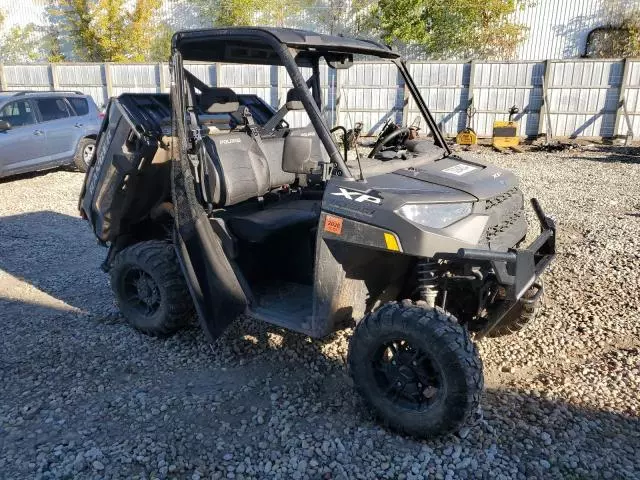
[172, 28, 451, 180]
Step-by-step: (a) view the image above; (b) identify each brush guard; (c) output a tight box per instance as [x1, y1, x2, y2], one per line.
[453, 198, 556, 339]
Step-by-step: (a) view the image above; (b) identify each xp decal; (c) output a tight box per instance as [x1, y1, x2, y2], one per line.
[330, 187, 382, 204]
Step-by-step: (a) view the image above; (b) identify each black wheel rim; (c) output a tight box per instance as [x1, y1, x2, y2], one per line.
[372, 339, 442, 411]
[121, 267, 161, 317]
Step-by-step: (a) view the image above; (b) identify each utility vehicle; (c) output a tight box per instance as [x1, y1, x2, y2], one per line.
[79, 28, 556, 438]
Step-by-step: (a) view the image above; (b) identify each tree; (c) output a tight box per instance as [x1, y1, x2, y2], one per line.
[587, 1, 640, 58]
[149, 23, 175, 62]
[316, 0, 375, 36]
[0, 10, 49, 63]
[52, 0, 165, 62]
[193, 0, 311, 28]
[370, 0, 529, 59]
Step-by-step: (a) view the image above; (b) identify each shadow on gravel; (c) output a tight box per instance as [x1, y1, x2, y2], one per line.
[0, 210, 104, 315]
[0, 166, 79, 185]
[569, 145, 640, 164]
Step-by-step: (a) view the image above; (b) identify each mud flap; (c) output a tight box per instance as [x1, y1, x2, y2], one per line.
[174, 214, 247, 342]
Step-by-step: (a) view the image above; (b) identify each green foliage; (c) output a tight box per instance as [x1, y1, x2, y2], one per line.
[149, 23, 175, 62]
[590, 2, 640, 58]
[52, 0, 166, 62]
[0, 10, 49, 63]
[370, 0, 529, 59]
[193, 0, 311, 27]
[317, 0, 375, 36]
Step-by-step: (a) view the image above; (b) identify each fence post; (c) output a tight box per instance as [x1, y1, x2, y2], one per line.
[613, 58, 630, 140]
[0, 64, 6, 90]
[104, 63, 113, 98]
[538, 59, 552, 140]
[335, 68, 341, 127]
[467, 60, 476, 133]
[215, 62, 221, 88]
[50, 64, 59, 91]
[158, 62, 166, 92]
[401, 61, 410, 126]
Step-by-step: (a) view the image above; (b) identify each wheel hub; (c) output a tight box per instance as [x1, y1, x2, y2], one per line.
[122, 268, 161, 316]
[372, 339, 441, 409]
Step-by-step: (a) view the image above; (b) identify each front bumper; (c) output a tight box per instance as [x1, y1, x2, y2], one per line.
[457, 198, 556, 300]
[455, 198, 555, 339]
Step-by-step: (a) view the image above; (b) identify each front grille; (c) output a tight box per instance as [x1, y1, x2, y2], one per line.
[485, 210, 524, 244]
[485, 187, 520, 211]
[480, 187, 527, 249]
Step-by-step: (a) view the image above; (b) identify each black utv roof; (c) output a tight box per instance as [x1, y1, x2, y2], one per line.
[173, 27, 400, 64]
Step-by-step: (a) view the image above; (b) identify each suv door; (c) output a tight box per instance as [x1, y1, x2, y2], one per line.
[0, 99, 48, 176]
[66, 95, 101, 137]
[33, 97, 78, 164]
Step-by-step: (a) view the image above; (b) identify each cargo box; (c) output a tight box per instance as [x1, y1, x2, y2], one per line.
[79, 94, 173, 243]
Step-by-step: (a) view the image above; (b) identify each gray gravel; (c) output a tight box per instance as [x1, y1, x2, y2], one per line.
[1, 145, 639, 480]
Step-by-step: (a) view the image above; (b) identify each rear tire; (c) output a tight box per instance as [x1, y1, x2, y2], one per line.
[73, 138, 96, 173]
[348, 301, 483, 438]
[110, 241, 193, 336]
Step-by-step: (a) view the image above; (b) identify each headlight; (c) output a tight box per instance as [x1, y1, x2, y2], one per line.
[397, 203, 473, 229]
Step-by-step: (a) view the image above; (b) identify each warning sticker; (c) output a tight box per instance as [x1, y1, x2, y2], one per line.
[324, 215, 343, 235]
[442, 164, 478, 176]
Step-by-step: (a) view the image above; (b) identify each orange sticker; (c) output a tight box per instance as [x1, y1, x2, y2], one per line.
[324, 215, 343, 235]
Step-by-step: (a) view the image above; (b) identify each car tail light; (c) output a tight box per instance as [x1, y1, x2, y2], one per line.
[98, 112, 105, 120]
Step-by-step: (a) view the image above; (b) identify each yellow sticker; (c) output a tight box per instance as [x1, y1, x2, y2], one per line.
[384, 232, 400, 251]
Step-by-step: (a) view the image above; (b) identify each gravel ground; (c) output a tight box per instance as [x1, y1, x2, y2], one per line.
[1, 146, 639, 480]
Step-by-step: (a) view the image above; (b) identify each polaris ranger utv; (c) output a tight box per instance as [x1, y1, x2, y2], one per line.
[79, 28, 556, 438]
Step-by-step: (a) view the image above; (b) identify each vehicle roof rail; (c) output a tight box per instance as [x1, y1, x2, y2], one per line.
[8, 90, 85, 96]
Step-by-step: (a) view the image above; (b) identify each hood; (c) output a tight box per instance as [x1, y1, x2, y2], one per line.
[392, 153, 518, 200]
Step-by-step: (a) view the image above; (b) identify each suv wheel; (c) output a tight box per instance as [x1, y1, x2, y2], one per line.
[348, 301, 483, 438]
[74, 138, 96, 173]
[110, 241, 193, 336]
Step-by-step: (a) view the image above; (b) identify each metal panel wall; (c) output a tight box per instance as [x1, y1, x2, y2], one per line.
[3, 65, 51, 91]
[617, 60, 640, 139]
[336, 62, 404, 135]
[407, 62, 469, 136]
[109, 64, 161, 97]
[511, 0, 603, 60]
[0, 60, 637, 139]
[55, 64, 108, 108]
[545, 60, 623, 138]
[473, 62, 544, 137]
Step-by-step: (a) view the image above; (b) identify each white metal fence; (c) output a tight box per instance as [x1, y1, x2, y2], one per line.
[0, 59, 637, 139]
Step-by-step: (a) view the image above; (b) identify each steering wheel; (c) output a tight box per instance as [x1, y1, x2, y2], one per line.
[368, 126, 411, 158]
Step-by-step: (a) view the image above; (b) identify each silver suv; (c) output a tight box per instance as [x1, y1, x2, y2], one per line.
[0, 91, 102, 178]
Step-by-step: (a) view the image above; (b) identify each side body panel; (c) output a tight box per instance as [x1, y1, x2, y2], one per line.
[0, 99, 49, 176]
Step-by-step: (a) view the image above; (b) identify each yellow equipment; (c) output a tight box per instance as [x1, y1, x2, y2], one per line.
[492, 106, 520, 150]
[456, 128, 477, 146]
[457, 102, 477, 146]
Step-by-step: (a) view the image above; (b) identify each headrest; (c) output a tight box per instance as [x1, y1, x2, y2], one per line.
[285, 88, 305, 111]
[200, 88, 239, 114]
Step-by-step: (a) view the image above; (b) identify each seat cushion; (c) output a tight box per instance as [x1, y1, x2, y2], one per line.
[228, 200, 320, 243]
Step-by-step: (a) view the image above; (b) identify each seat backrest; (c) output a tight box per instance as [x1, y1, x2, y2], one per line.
[203, 133, 271, 207]
[261, 137, 296, 187]
[198, 88, 271, 207]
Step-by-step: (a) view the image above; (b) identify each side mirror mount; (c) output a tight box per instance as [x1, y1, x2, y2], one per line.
[0, 120, 11, 132]
[325, 53, 353, 70]
[282, 135, 317, 174]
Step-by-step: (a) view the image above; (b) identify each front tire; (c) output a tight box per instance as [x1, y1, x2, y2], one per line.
[348, 301, 483, 438]
[110, 241, 193, 336]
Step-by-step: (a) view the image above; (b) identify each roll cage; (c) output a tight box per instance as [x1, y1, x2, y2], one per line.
[170, 27, 451, 181]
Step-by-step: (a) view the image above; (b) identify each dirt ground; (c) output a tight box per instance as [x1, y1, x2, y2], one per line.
[1, 146, 639, 480]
